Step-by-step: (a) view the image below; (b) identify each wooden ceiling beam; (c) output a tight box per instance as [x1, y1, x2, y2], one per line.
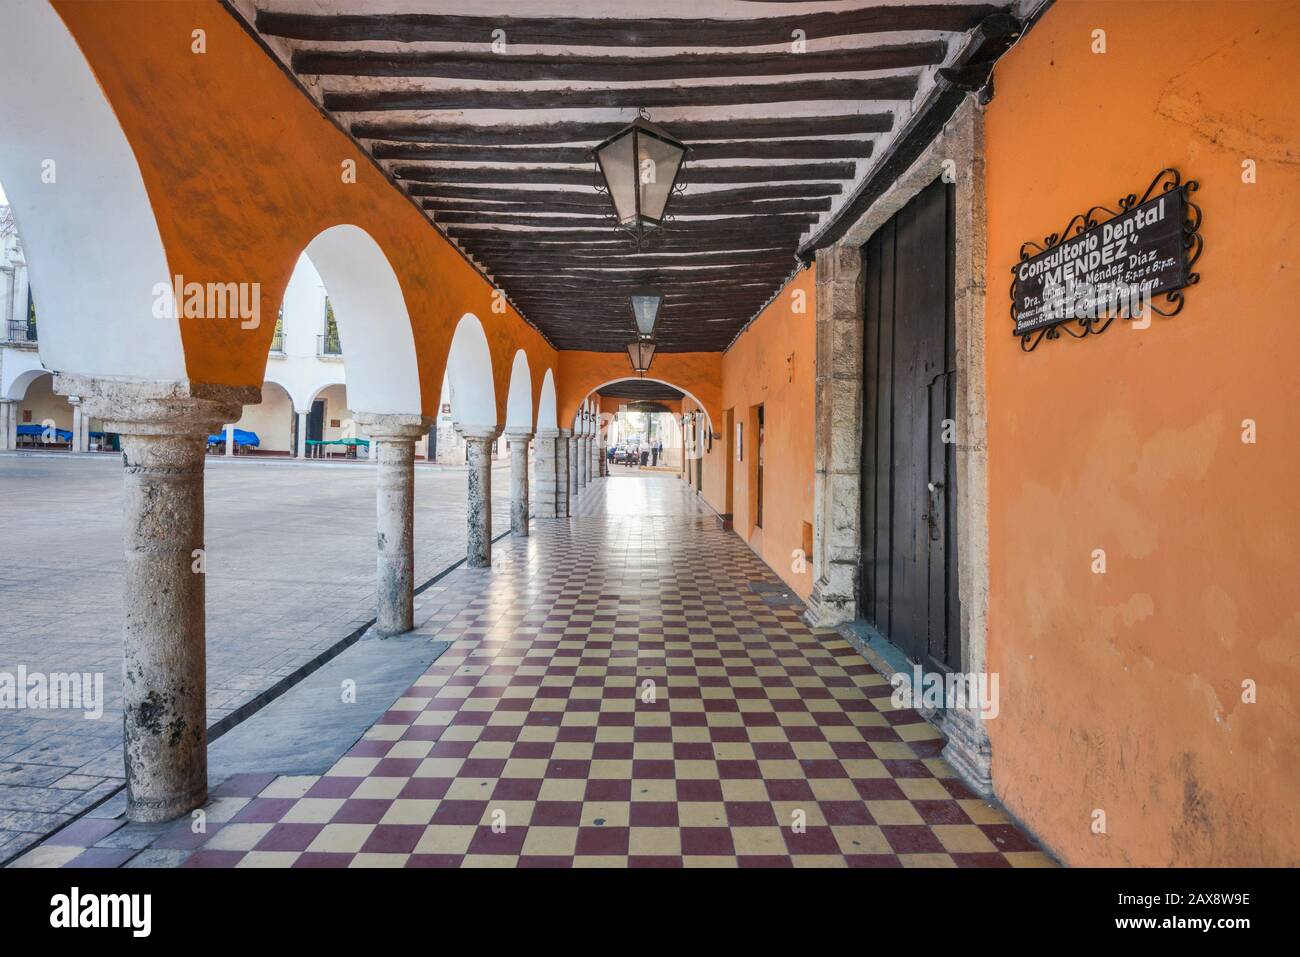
[294, 42, 946, 82]
[354, 113, 893, 145]
[377, 138, 873, 164]
[396, 163, 853, 185]
[433, 210, 819, 228]
[430, 197, 832, 216]
[258, 6, 1001, 46]
[327, 76, 918, 112]
[410, 182, 843, 204]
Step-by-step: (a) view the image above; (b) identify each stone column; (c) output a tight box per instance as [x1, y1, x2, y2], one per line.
[557, 428, 572, 518]
[54, 374, 256, 823]
[592, 431, 602, 479]
[224, 425, 235, 456]
[295, 410, 308, 458]
[506, 429, 533, 536]
[462, 425, 499, 567]
[0, 400, 13, 450]
[565, 431, 578, 512]
[353, 413, 429, 637]
[69, 398, 86, 452]
[533, 428, 559, 518]
[805, 242, 865, 630]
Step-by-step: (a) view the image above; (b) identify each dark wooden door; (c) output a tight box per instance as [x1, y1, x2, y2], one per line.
[859, 177, 959, 671]
[307, 399, 325, 442]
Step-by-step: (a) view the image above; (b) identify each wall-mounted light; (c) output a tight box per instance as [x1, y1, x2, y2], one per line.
[627, 339, 657, 377]
[593, 114, 688, 244]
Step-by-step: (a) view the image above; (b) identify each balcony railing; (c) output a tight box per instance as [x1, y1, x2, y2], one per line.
[5, 320, 37, 344]
[317, 332, 342, 356]
[269, 329, 285, 353]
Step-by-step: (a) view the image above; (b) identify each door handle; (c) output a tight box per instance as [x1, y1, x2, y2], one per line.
[923, 481, 944, 541]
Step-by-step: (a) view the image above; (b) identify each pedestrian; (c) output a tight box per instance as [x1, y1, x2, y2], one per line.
[651, 440, 661, 467]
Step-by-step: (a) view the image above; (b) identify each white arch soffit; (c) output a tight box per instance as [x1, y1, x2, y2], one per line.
[446, 313, 496, 429]
[536, 368, 558, 431]
[504, 350, 532, 431]
[4, 367, 52, 401]
[586, 379, 713, 433]
[304, 225, 421, 415]
[0, 0, 183, 380]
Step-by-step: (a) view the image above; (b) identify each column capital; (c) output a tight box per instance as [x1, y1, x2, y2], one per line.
[352, 411, 433, 441]
[459, 424, 502, 442]
[536, 426, 561, 438]
[53, 374, 258, 436]
[558, 427, 574, 438]
[504, 428, 534, 442]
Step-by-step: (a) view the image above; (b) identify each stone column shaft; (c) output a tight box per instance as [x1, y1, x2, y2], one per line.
[296, 410, 308, 458]
[557, 429, 572, 518]
[567, 434, 579, 506]
[533, 428, 559, 518]
[506, 430, 533, 536]
[55, 374, 256, 823]
[463, 426, 500, 567]
[0, 400, 13, 450]
[354, 413, 429, 636]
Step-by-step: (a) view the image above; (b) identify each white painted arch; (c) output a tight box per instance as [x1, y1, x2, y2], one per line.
[583, 378, 714, 434]
[504, 350, 532, 431]
[445, 313, 496, 429]
[0, 0, 183, 381]
[303, 224, 421, 416]
[536, 368, 558, 431]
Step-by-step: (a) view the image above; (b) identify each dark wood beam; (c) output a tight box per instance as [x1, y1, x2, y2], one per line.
[408, 182, 843, 204]
[432, 211, 819, 228]
[354, 113, 893, 145]
[377, 138, 873, 164]
[294, 42, 946, 82]
[396, 164, 854, 185]
[468, 250, 795, 268]
[429, 197, 832, 216]
[326, 76, 918, 112]
[446, 227, 808, 244]
[258, 6, 1001, 46]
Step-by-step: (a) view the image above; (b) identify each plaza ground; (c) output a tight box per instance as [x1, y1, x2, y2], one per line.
[0, 451, 508, 862]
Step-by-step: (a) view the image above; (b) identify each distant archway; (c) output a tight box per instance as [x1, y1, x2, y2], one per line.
[445, 313, 496, 429]
[537, 369, 558, 431]
[303, 225, 421, 415]
[504, 350, 533, 431]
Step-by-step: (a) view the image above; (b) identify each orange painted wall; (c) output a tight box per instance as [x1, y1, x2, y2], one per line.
[557, 351, 722, 429]
[983, 1, 1300, 866]
[718, 267, 817, 598]
[54, 0, 554, 424]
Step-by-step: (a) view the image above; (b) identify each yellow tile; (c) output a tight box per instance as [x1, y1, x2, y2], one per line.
[898, 778, 953, 801]
[677, 802, 728, 827]
[630, 780, 677, 802]
[444, 778, 497, 800]
[461, 854, 519, 868]
[933, 825, 998, 854]
[572, 856, 628, 868]
[832, 825, 891, 855]
[771, 802, 826, 828]
[348, 853, 411, 868]
[808, 779, 860, 801]
[629, 827, 682, 856]
[235, 851, 300, 868]
[719, 779, 768, 802]
[351, 776, 407, 800]
[682, 856, 737, 868]
[501, 758, 549, 779]
[306, 824, 373, 854]
[580, 802, 631, 828]
[957, 800, 1012, 825]
[865, 800, 924, 825]
[674, 760, 719, 780]
[206, 823, 273, 852]
[731, 827, 787, 856]
[379, 800, 440, 826]
[791, 855, 848, 868]
[260, 775, 321, 799]
[521, 826, 578, 856]
[283, 798, 345, 824]
[899, 853, 957, 868]
[1007, 851, 1058, 868]
[414, 757, 465, 778]
[537, 778, 587, 801]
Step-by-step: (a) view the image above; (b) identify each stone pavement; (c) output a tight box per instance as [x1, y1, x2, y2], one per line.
[0, 450, 510, 861]
[11, 472, 1051, 868]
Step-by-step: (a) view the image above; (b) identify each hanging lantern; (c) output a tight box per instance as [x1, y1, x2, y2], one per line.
[627, 339, 657, 377]
[593, 115, 688, 243]
[629, 290, 663, 339]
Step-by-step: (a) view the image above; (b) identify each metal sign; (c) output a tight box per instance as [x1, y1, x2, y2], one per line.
[1011, 168, 1203, 351]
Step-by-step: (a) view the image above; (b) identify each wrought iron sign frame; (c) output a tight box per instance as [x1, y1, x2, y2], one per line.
[1010, 167, 1203, 352]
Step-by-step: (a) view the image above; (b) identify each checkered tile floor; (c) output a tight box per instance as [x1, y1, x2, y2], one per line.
[13, 474, 1051, 868]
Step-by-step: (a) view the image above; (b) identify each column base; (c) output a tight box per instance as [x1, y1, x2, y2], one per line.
[940, 706, 995, 799]
[802, 577, 856, 630]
